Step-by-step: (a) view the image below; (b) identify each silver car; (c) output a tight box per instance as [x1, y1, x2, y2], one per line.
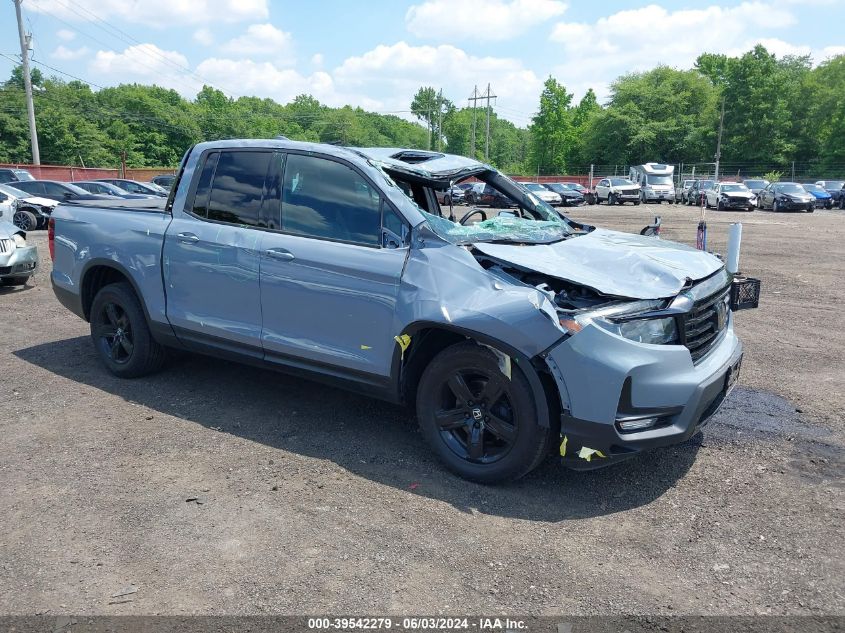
[0, 220, 39, 286]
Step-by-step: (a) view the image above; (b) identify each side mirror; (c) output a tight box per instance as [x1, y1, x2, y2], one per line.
[64, 192, 73, 199]
[0, 193, 7, 202]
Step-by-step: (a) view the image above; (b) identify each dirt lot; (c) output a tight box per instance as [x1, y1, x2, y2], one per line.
[0, 203, 842, 617]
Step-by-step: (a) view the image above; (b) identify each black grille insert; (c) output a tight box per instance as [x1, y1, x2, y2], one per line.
[681, 285, 730, 363]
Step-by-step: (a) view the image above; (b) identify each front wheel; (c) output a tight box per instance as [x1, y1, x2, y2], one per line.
[773, 200, 780, 212]
[90, 282, 166, 378]
[416, 342, 553, 483]
[13, 210, 38, 232]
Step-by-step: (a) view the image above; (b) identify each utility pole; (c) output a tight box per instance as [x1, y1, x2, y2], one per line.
[14, 0, 40, 165]
[436, 88, 443, 151]
[468, 85, 479, 159]
[484, 83, 495, 162]
[714, 97, 725, 182]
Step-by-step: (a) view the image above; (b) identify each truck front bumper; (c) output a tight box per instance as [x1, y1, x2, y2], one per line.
[544, 316, 743, 470]
[0, 244, 39, 280]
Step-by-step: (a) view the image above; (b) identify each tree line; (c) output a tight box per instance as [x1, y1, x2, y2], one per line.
[0, 45, 842, 176]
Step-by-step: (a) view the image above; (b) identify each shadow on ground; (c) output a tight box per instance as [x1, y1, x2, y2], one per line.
[15, 336, 707, 522]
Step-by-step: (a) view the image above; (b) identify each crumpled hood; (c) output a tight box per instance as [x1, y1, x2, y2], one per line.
[21, 195, 58, 208]
[474, 227, 723, 299]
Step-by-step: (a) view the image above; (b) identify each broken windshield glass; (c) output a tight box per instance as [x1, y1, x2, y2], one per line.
[422, 211, 571, 245]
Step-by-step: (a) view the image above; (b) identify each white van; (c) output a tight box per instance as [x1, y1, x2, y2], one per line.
[630, 163, 676, 203]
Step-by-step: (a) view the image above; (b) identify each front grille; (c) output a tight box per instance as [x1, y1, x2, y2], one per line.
[0, 239, 12, 254]
[681, 284, 730, 363]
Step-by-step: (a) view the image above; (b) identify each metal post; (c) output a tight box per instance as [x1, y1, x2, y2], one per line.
[589, 164, 594, 189]
[714, 97, 725, 182]
[791, 161, 795, 180]
[14, 0, 40, 165]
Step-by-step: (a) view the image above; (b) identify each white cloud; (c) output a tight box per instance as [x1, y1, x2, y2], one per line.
[311, 53, 324, 68]
[334, 41, 543, 124]
[220, 23, 294, 64]
[26, 0, 268, 26]
[56, 29, 76, 42]
[406, 0, 567, 41]
[89, 44, 203, 94]
[547, 2, 800, 101]
[51, 45, 90, 61]
[193, 28, 214, 46]
[195, 58, 356, 107]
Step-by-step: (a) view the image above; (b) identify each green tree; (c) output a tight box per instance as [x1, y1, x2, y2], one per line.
[529, 77, 575, 174]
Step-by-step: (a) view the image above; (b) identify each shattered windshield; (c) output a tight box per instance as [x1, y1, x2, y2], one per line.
[422, 211, 571, 245]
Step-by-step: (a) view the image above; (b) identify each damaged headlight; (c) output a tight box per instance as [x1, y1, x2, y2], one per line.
[559, 300, 679, 345]
[12, 233, 27, 247]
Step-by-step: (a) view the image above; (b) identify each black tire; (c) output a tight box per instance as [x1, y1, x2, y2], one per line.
[13, 210, 37, 232]
[90, 282, 166, 378]
[717, 200, 724, 211]
[444, 195, 451, 206]
[416, 342, 553, 483]
[773, 200, 780, 213]
[1, 276, 31, 286]
[806, 206, 814, 213]
[608, 193, 616, 205]
[634, 201, 641, 206]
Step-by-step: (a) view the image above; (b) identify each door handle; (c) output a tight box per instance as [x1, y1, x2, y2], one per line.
[176, 232, 199, 244]
[265, 248, 295, 261]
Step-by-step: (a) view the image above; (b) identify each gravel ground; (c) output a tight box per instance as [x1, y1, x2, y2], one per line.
[0, 203, 842, 616]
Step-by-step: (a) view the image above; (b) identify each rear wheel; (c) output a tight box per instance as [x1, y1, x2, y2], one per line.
[416, 342, 552, 483]
[90, 282, 166, 378]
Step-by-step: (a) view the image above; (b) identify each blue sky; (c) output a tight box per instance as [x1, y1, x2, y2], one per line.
[2, 0, 844, 126]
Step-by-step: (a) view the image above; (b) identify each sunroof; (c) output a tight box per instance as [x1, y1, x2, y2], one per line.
[390, 150, 445, 164]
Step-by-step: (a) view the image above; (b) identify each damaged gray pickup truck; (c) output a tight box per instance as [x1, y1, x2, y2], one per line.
[50, 140, 754, 482]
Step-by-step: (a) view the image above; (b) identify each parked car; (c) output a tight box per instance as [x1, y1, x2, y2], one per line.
[0, 168, 35, 184]
[544, 183, 586, 207]
[757, 182, 814, 212]
[801, 183, 833, 209]
[435, 185, 465, 206]
[12, 180, 118, 206]
[96, 178, 168, 197]
[468, 183, 517, 207]
[518, 182, 562, 206]
[742, 179, 770, 199]
[677, 179, 695, 203]
[49, 140, 755, 482]
[686, 180, 715, 206]
[0, 183, 59, 231]
[815, 180, 845, 206]
[151, 174, 176, 190]
[594, 177, 640, 205]
[75, 181, 157, 199]
[705, 182, 756, 211]
[558, 182, 589, 195]
[0, 219, 38, 286]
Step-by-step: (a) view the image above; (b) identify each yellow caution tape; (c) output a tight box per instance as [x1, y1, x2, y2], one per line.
[394, 334, 411, 360]
[360, 345, 372, 350]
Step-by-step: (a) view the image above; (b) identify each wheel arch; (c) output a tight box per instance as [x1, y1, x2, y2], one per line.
[80, 260, 151, 324]
[395, 321, 558, 430]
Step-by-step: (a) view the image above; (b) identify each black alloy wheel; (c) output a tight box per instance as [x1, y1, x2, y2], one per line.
[94, 301, 134, 365]
[89, 282, 166, 378]
[416, 342, 552, 482]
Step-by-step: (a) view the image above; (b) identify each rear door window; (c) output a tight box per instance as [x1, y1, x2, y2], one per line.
[281, 153, 381, 246]
[207, 151, 273, 227]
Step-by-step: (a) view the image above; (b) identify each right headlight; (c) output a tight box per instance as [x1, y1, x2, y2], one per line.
[559, 300, 679, 345]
